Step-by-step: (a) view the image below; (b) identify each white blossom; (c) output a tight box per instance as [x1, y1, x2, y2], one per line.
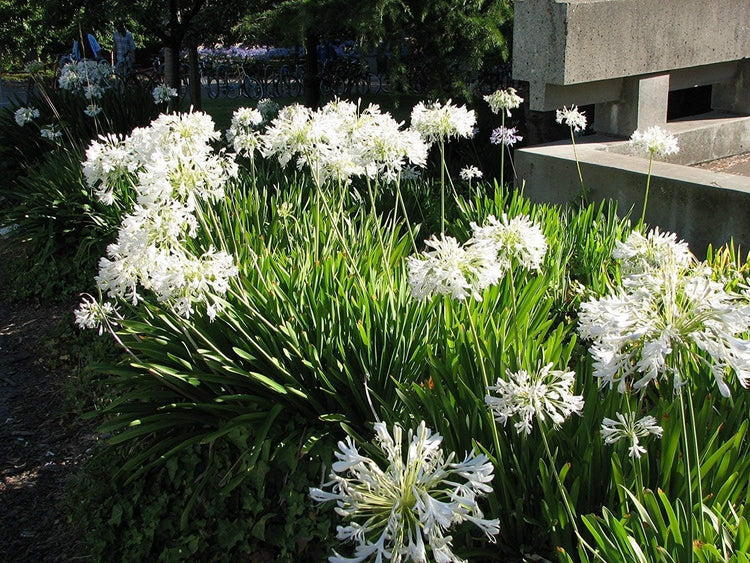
[490, 126, 522, 147]
[600, 412, 663, 458]
[410, 100, 476, 144]
[485, 364, 584, 435]
[407, 234, 503, 301]
[612, 228, 693, 282]
[484, 88, 524, 117]
[74, 297, 117, 335]
[630, 126, 679, 158]
[470, 214, 547, 272]
[555, 105, 587, 132]
[152, 84, 178, 104]
[14, 106, 40, 126]
[83, 111, 239, 318]
[459, 166, 483, 181]
[40, 124, 62, 140]
[310, 421, 499, 562]
[84, 103, 102, 117]
[578, 268, 750, 396]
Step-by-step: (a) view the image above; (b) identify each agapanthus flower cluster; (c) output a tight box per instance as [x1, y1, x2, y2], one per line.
[40, 124, 62, 140]
[262, 100, 428, 183]
[410, 99, 476, 144]
[578, 228, 750, 396]
[74, 297, 117, 335]
[310, 421, 499, 562]
[459, 166, 482, 181]
[489, 126, 523, 147]
[470, 214, 548, 272]
[407, 214, 548, 301]
[152, 84, 178, 104]
[600, 411, 663, 458]
[555, 105, 587, 132]
[84, 103, 102, 117]
[14, 106, 40, 126]
[58, 60, 112, 94]
[630, 126, 679, 158]
[485, 364, 584, 435]
[612, 227, 693, 282]
[484, 88, 524, 117]
[407, 234, 503, 301]
[226, 107, 264, 157]
[80, 111, 239, 320]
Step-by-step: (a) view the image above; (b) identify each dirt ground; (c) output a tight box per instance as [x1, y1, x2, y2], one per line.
[0, 242, 97, 562]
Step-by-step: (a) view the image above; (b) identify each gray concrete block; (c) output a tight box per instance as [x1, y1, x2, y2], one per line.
[514, 116, 750, 255]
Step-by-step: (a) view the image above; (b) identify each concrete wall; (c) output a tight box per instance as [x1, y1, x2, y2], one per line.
[514, 0, 750, 111]
[515, 130, 750, 256]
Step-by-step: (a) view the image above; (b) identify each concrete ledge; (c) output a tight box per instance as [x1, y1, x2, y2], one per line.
[605, 112, 750, 165]
[515, 118, 750, 255]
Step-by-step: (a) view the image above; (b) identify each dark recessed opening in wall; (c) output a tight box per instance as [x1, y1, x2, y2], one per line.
[667, 85, 712, 120]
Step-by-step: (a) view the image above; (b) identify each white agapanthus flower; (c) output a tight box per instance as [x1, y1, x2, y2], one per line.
[84, 83, 104, 100]
[81, 111, 239, 319]
[470, 214, 548, 272]
[261, 100, 428, 183]
[484, 87, 524, 117]
[630, 126, 679, 158]
[489, 126, 522, 147]
[40, 124, 62, 140]
[310, 421, 499, 562]
[485, 364, 584, 435]
[459, 166, 483, 181]
[600, 411, 663, 458]
[226, 107, 264, 157]
[84, 103, 102, 117]
[15, 106, 40, 126]
[410, 99, 476, 144]
[612, 228, 693, 281]
[74, 297, 117, 335]
[152, 84, 178, 104]
[407, 234, 503, 301]
[58, 60, 111, 94]
[578, 269, 750, 397]
[555, 105, 587, 132]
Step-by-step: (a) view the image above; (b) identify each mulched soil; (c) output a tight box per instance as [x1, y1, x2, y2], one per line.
[0, 241, 97, 562]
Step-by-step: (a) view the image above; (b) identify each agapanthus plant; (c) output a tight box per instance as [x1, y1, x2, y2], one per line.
[484, 88, 524, 117]
[629, 126, 679, 225]
[80, 111, 239, 320]
[600, 411, 663, 458]
[15, 106, 40, 126]
[485, 364, 584, 435]
[152, 84, 178, 104]
[310, 421, 499, 562]
[578, 228, 750, 397]
[555, 105, 588, 199]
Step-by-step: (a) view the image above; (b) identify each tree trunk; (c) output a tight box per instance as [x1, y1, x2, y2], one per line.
[188, 43, 202, 110]
[303, 30, 320, 109]
[164, 42, 181, 90]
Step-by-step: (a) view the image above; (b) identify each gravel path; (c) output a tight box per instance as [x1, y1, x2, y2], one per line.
[0, 241, 96, 562]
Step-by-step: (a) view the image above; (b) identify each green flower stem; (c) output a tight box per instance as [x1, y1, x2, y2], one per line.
[639, 154, 655, 227]
[366, 177, 395, 292]
[394, 175, 419, 254]
[500, 113, 506, 190]
[678, 389, 696, 563]
[685, 387, 705, 537]
[508, 263, 522, 367]
[463, 300, 503, 466]
[570, 128, 587, 203]
[439, 140, 446, 235]
[538, 420, 603, 560]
